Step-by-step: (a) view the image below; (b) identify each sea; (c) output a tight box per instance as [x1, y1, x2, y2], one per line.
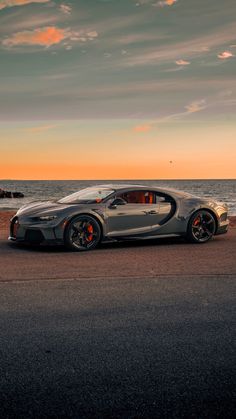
[0, 179, 235, 215]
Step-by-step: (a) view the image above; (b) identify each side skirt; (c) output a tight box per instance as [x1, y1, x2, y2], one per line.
[104, 233, 182, 242]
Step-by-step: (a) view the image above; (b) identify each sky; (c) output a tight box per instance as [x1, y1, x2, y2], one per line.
[0, 0, 236, 180]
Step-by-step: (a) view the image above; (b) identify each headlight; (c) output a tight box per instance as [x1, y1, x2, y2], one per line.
[37, 215, 58, 221]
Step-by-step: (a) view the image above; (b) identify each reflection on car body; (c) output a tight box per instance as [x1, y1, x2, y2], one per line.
[9, 184, 229, 251]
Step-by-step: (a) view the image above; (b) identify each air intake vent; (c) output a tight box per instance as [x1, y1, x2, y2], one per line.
[25, 229, 44, 244]
[10, 217, 19, 238]
[220, 212, 228, 222]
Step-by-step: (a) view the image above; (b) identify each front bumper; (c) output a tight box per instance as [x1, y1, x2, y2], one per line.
[9, 216, 64, 245]
[215, 219, 229, 235]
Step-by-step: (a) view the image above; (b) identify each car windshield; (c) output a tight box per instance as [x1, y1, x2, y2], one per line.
[58, 187, 114, 204]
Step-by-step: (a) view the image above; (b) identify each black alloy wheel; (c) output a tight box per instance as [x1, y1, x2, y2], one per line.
[187, 210, 216, 243]
[64, 215, 101, 251]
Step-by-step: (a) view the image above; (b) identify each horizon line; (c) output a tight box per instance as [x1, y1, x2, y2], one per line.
[1, 178, 236, 182]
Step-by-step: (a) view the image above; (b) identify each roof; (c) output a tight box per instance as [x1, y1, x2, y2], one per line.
[96, 183, 146, 190]
[94, 183, 192, 197]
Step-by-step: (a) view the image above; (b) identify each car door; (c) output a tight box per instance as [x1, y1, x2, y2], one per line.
[150, 193, 175, 231]
[105, 190, 160, 237]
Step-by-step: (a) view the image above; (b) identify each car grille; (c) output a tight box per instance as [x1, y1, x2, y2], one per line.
[24, 229, 44, 244]
[10, 216, 19, 238]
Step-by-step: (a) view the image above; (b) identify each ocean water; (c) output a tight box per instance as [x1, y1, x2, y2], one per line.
[0, 179, 235, 215]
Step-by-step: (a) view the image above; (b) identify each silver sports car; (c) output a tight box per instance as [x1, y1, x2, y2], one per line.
[9, 184, 229, 251]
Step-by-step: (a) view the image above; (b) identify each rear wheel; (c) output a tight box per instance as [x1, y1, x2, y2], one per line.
[187, 210, 216, 243]
[64, 215, 101, 251]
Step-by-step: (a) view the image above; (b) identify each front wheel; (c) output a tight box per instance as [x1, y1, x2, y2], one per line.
[186, 210, 216, 243]
[64, 215, 101, 251]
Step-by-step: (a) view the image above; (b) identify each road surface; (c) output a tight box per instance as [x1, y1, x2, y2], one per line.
[0, 227, 235, 418]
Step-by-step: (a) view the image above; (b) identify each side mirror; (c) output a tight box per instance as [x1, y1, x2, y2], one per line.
[109, 198, 126, 208]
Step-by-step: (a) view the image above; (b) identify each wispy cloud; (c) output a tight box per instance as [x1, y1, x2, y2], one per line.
[60, 4, 71, 15]
[117, 32, 167, 45]
[164, 66, 184, 72]
[185, 99, 206, 113]
[0, 0, 49, 10]
[135, 0, 151, 6]
[24, 124, 57, 133]
[175, 59, 190, 66]
[136, 0, 177, 6]
[217, 51, 233, 60]
[134, 124, 151, 133]
[2, 26, 98, 48]
[133, 98, 207, 133]
[120, 23, 236, 67]
[68, 30, 98, 42]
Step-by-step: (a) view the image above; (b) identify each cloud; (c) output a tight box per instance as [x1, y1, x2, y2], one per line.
[66, 30, 98, 42]
[217, 89, 232, 98]
[185, 99, 206, 113]
[135, 0, 150, 5]
[87, 31, 98, 39]
[24, 124, 57, 133]
[175, 59, 190, 66]
[2, 26, 98, 48]
[0, 0, 49, 10]
[153, 0, 177, 7]
[165, 0, 177, 4]
[68, 30, 98, 42]
[117, 32, 168, 46]
[132, 98, 207, 133]
[60, 4, 71, 15]
[2, 26, 68, 47]
[120, 23, 236, 67]
[134, 124, 151, 133]
[217, 51, 233, 60]
[164, 66, 184, 72]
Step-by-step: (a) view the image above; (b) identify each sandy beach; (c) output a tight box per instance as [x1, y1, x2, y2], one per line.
[0, 211, 16, 237]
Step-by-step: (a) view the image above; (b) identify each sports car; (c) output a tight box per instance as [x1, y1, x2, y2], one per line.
[9, 184, 229, 251]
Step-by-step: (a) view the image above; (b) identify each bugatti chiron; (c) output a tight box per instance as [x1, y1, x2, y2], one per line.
[9, 184, 229, 251]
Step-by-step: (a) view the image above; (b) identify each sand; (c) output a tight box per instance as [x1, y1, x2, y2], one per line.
[0, 211, 15, 237]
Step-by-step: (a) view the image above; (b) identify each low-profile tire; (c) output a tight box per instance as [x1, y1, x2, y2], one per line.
[64, 215, 101, 251]
[186, 210, 216, 244]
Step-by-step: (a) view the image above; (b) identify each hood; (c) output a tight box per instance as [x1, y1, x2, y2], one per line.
[16, 200, 73, 217]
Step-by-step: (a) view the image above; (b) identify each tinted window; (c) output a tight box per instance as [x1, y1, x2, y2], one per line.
[59, 187, 114, 204]
[117, 191, 156, 204]
[116, 190, 174, 204]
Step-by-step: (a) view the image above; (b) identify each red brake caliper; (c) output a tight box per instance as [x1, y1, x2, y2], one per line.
[87, 223, 94, 242]
[193, 217, 200, 226]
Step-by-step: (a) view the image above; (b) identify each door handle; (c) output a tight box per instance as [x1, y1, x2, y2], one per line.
[148, 210, 158, 215]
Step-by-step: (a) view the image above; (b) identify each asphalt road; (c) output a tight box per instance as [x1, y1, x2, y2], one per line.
[0, 231, 235, 418]
[0, 227, 236, 281]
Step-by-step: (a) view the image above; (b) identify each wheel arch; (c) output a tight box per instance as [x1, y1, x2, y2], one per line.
[64, 212, 104, 240]
[188, 207, 218, 233]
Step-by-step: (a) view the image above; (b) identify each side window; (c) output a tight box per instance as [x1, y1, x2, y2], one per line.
[155, 193, 172, 203]
[117, 191, 156, 204]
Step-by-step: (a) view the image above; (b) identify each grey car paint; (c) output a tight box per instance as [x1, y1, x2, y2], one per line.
[9, 184, 229, 247]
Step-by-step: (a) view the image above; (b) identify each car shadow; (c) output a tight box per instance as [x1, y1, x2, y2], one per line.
[7, 236, 190, 253]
